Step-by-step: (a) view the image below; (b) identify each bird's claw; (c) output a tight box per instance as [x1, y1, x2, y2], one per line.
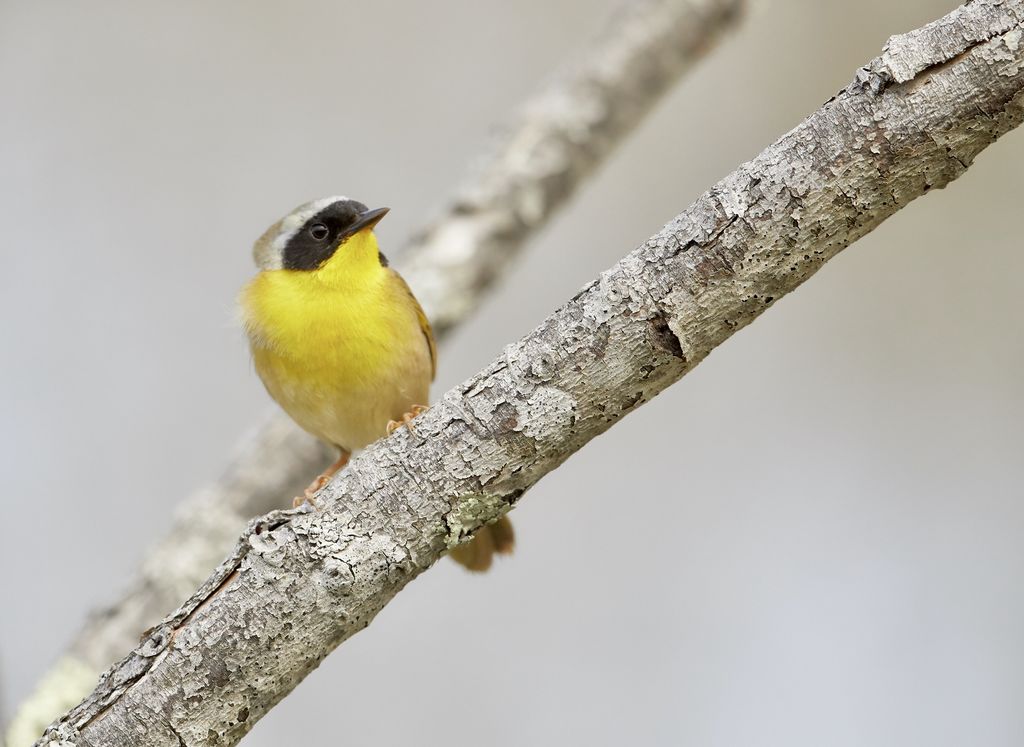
[387, 404, 428, 436]
[292, 492, 317, 510]
[292, 474, 329, 509]
[292, 451, 350, 510]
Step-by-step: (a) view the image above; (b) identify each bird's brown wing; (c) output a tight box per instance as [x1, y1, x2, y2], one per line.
[394, 271, 437, 381]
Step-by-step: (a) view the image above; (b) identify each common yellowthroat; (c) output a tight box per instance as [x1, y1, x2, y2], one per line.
[239, 196, 513, 571]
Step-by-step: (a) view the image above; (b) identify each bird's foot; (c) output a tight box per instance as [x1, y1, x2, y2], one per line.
[387, 404, 429, 436]
[293, 492, 315, 510]
[292, 477, 327, 509]
[292, 450, 350, 509]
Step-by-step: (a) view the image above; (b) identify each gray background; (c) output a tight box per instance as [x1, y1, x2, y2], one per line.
[2, 1, 1022, 745]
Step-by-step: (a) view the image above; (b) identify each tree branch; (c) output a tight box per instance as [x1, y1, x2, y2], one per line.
[36, 1, 1024, 744]
[6, 1, 743, 743]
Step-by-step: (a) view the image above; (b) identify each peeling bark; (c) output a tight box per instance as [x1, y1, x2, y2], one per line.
[34, 2, 1024, 744]
[6, 1, 744, 743]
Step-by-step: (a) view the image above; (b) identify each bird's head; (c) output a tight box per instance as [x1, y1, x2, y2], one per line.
[253, 196, 390, 274]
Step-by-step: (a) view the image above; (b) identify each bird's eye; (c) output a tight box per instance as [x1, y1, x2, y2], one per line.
[308, 223, 330, 241]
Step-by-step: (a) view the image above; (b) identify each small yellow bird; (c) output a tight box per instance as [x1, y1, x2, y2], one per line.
[239, 196, 513, 571]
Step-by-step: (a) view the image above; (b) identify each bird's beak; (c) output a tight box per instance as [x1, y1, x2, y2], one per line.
[350, 206, 390, 234]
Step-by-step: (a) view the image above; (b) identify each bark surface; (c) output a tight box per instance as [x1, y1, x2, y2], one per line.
[36, 1, 1024, 744]
[7, 1, 743, 743]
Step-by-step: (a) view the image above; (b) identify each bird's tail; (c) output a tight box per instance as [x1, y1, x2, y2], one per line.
[449, 516, 515, 572]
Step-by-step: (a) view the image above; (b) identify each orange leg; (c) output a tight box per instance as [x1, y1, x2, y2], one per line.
[386, 404, 429, 436]
[293, 450, 350, 509]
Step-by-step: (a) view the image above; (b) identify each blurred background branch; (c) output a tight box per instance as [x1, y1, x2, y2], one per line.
[5, 0, 744, 743]
[36, 2, 1024, 744]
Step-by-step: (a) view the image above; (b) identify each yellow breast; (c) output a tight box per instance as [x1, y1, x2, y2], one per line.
[239, 230, 434, 451]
